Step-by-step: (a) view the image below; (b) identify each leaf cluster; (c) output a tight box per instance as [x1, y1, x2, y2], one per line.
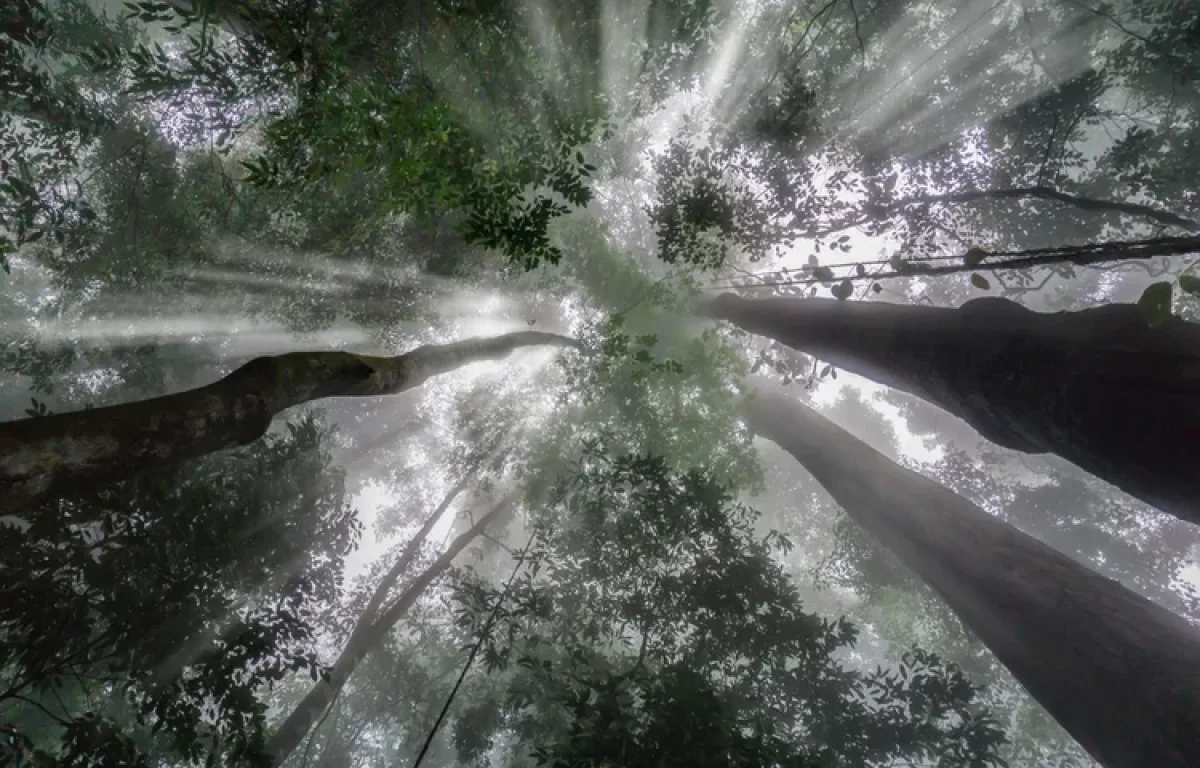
[0, 414, 360, 765]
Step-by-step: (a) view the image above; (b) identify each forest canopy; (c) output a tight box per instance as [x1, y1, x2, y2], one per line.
[2, 0, 1199, 766]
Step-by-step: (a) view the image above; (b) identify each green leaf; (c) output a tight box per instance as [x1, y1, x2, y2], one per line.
[812, 266, 835, 282]
[963, 246, 987, 267]
[1138, 282, 1173, 328]
[1179, 275, 1200, 297]
[831, 279, 853, 301]
[970, 273, 990, 290]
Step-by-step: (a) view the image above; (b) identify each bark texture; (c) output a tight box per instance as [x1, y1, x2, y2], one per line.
[706, 294, 1200, 524]
[0, 332, 575, 511]
[266, 494, 511, 765]
[748, 390, 1200, 768]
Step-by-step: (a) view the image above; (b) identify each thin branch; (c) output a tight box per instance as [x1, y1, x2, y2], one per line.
[411, 530, 538, 768]
[265, 494, 515, 766]
[847, 0, 866, 75]
[899, 186, 1198, 232]
[752, 0, 840, 106]
[6, 694, 69, 726]
[1060, 0, 1200, 113]
[624, 631, 650, 679]
[711, 235, 1200, 290]
[799, 185, 1198, 239]
[1036, 115, 1059, 186]
[1016, 0, 1057, 84]
[828, 0, 1005, 144]
[1060, 0, 1171, 65]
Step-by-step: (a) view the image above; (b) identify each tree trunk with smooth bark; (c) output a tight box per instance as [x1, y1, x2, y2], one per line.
[706, 294, 1200, 524]
[748, 390, 1200, 768]
[0, 332, 575, 511]
[266, 493, 513, 766]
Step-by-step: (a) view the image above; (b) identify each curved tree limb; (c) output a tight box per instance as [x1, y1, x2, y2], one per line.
[0, 331, 577, 511]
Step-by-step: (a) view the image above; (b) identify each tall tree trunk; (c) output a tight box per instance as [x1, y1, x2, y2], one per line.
[266, 493, 513, 766]
[356, 477, 471, 628]
[705, 294, 1200, 524]
[0, 332, 575, 512]
[747, 390, 1200, 768]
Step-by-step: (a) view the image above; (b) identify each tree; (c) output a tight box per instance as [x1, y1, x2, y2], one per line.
[0, 332, 575, 511]
[266, 487, 514, 766]
[747, 388, 1200, 768]
[707, 293, 1200, 524]
[275, 448, 1008, 767]
[5, 0, 1200, 765]
[801, 410, 1198, 766]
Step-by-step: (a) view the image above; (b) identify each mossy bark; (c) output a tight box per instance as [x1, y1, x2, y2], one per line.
[707, 294, 1200, 524]
[0, 332, 575, 511]
[749, 391, 1200, 768]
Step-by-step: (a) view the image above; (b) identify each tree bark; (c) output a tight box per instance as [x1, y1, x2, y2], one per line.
[705, 294, 1200, 524]
[0, 332, 575, 512]
[266, 493, 513, 766]
[747, 390, 1200, 768]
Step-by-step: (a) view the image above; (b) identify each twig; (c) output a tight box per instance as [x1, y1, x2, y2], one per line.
[847, 0, 866, 77]
[797, 185, 1198, 238]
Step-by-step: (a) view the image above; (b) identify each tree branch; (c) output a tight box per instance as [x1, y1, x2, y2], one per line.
[800, 185, 1198, 238]
[0, 331, 577, 511]
[265, 493, 514, 766]
[711, 235, 1200, 291]
[910, 186, 1199, 232]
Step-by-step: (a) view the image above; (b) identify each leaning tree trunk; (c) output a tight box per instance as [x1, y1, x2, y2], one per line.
[706, 294, 1200, 525]
[265, 493, 513, 766]
[0, 332, 575, 511]
[747, 390, 1200, 768]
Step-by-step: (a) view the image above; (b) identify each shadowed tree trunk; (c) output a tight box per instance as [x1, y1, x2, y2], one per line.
[706, 294, 1200, 524]
[265, 492, 513, 766]
[0, 332, 575, 511]
[748, 389, 1200, 768]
